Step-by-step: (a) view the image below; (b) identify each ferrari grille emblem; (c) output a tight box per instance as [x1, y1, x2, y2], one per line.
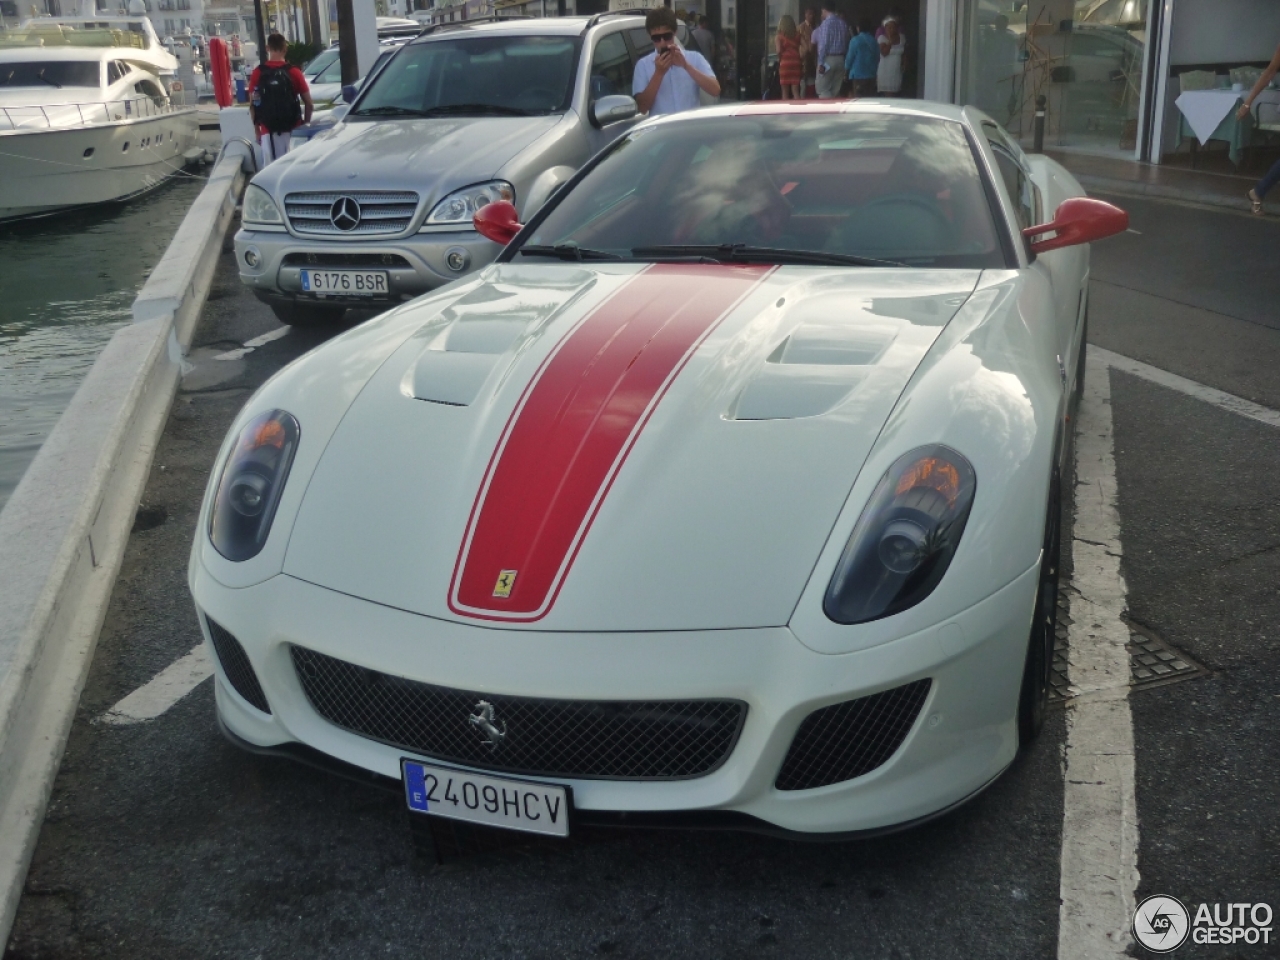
[469, 700, 506, 747]
[492, 569, 517, 598]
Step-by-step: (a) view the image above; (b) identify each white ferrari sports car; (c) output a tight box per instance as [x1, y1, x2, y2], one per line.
[190, 100, 1126, 838]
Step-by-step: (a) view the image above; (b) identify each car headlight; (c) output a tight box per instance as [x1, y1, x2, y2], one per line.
[243, 183, 283, 225]
[209, 410, 300, 561]
[424, 180, 515, 227]
[824, 445, 977, 625]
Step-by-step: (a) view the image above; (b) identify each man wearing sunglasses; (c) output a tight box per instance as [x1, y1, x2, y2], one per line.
[633, 7, 720, 116]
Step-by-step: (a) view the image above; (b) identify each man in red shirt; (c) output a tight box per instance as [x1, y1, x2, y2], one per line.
[247, 33, 313, 164]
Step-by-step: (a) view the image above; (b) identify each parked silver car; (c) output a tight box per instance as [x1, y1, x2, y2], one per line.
[236, 14, 666, 324]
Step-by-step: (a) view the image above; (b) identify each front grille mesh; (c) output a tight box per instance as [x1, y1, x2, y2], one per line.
[284, 191, 419, 236]
[291, 646, 746, 780]
[206, 618, 271, 714]
[775, 679, 931, 791]
[282, 252, 411, 268]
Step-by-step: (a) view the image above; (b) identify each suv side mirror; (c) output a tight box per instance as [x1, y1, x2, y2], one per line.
[341, 84, 357, 104]
[474, 200, 523, 244]
[1022, 197, 1128, 254]
[589, 94, 638, 129]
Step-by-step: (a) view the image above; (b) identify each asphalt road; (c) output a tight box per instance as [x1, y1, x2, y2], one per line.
[5, 194, 1279, 959]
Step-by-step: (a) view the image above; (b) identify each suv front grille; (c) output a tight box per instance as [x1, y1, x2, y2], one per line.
[283, 252, 412, 268]
[284, 191, 419, 237]
[775, 679, 931, 791]
[291, 646, 747, 780]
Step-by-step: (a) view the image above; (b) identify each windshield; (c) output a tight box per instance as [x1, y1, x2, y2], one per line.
[305, 48, 340, 82]
[521, 113, 1007, 268]
[0, 60, 100, 88]
[352, 35, 580, 118]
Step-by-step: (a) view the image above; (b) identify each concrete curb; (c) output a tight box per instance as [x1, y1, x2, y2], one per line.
[1078, 173, 1253, 213]
[0, 148, 247, 947]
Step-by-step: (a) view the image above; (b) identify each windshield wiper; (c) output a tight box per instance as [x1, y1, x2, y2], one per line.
[35, 70, 62, 89]
[353, 105, 428, 117]
[421, 103, 534, 117]
[631, 244, 906, 268]
[520, 243, 623, 262]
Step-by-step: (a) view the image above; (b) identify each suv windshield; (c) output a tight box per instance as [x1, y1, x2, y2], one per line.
[305, 49, 340, 81]
[520, 113, 1006, 268]
[352, 34, 580, 118]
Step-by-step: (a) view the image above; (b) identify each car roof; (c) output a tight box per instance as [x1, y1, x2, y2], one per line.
[409, 14, 643, 42]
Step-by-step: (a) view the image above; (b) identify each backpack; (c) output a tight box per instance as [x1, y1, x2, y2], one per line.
[256, 63, 301, 134]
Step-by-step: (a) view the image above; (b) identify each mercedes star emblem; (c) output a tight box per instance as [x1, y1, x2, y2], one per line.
[329, 196, 361, 231]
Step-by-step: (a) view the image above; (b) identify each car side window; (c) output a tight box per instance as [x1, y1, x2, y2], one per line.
[984, 127, 1034, 232]
[107, 60, 124, 84]
[627, 28, 653, 63]
[590, 30, 632, 102]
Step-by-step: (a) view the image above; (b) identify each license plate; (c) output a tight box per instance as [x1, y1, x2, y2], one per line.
[402, 760, 570, 837]
[299, 268, 388, 296]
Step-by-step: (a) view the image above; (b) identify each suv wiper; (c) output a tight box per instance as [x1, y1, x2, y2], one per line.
[354, 105, 428, 117]
[631, 244, 906, 268]
[520, 243, 623, 262]
[421, 103, 533, 117]
[35, 70, 62, 89]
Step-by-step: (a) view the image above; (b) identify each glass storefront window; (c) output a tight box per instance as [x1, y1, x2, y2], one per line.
[957, 0, 1149, 157]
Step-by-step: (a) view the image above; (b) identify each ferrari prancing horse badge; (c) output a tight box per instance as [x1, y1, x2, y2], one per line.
[492, 570, 517, 598]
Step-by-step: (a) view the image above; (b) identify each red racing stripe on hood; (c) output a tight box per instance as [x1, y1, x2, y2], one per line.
[449, 263, 774, 621]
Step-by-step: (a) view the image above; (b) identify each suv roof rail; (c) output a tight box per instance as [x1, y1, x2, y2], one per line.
[416, 13, 535, 34]
[584, 9, 650, 28]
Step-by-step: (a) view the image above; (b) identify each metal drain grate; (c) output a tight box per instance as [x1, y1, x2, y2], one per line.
[1049, 591, 1209, 702]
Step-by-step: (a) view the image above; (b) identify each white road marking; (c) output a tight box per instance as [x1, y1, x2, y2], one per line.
[98, 645, 213, 726]
[1094, 347, 1280, 429]
[1058, 353, 1139, 959]
[213, 326, 290, 362]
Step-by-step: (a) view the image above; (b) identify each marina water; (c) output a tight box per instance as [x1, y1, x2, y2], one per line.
[0, 176, 205, 513]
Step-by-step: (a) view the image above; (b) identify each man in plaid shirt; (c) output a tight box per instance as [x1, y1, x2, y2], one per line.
[812, 0, 851, 98]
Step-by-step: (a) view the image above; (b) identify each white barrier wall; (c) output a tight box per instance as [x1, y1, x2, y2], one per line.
[0, 146, 249, 947]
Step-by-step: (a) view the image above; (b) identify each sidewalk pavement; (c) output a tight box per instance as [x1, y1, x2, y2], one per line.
[1046, 149, 1271, 213]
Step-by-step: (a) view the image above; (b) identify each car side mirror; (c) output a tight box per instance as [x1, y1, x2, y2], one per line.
[1022, 197, 1128, 254]
[341, 84, 357, 104]
[589, 94, 638, 129]
[474, 200, 523, 245]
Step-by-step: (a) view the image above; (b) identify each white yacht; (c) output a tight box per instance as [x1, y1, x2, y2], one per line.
[0, 16, 199, 221]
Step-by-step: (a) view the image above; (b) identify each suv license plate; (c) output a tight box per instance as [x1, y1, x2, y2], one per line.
[402, 760, 570, 838]
[300, 268, 388, 296]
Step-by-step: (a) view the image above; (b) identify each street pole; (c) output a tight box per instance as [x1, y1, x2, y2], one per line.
[252, 0, 267, 63]
[336, 0, 357, 84]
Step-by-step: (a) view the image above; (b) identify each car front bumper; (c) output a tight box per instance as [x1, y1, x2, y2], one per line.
[190, 561, 1038, 836]
[234, 227, 501, 305]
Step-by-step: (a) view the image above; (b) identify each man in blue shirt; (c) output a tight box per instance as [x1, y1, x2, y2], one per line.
[812, 0, 851, 99]
[844, 17, 878, 97]
[633, 7, 720, 116]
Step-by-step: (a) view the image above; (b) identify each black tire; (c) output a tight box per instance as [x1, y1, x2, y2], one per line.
[269, 300, 347, 327]
[1018, 472, 1061, 747]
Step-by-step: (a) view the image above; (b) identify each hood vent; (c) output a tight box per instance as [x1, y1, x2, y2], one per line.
[733, 321, 896, 421]
[405, 318, 528, 407]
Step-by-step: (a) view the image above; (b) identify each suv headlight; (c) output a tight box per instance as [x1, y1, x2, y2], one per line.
[824, 445, 977, 625]
[243, 183, 283, 225]
[424, 180, 515, 227]
[209, 410, 300, 561]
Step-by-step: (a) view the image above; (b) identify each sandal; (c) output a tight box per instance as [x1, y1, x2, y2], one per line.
[1249, 189, 1264, 215]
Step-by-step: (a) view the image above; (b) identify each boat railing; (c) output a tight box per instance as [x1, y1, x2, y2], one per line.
[0, 96, 187, 132]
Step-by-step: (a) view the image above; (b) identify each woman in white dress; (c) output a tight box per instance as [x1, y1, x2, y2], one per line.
[876, 15, 906, 97]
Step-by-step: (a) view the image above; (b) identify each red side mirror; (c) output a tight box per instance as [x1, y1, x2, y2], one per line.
[1022, 197, 1129, 254]
[473, 200, 523, 245]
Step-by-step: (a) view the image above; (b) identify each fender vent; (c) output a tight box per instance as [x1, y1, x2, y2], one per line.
[206, 618, 271, 714]
[775, 679, 930, 791]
